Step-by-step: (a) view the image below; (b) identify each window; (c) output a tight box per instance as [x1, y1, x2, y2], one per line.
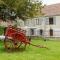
[50, 29, 53, 36]
[49, 17, 54, 24]
[40, 29, 43, 35]
[30, 29, 34, 35]
[36, 18, 39, 25]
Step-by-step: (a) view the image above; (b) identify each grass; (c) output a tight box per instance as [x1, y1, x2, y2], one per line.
[0, 26, 60, 60]
[0, 38, 60, 60]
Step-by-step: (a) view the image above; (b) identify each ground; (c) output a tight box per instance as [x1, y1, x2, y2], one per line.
[0, 38, 60, 60]
[0, 26, 60, 60]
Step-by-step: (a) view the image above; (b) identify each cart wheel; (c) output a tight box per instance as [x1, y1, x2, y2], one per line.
[4, 38, 14, 50]
[14, 40, 22, 49]
[14, 40, 27, 49]
[19, 42, 27, 49]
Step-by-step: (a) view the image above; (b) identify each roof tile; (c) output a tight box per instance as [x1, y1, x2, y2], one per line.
[42, 3, 60, 16]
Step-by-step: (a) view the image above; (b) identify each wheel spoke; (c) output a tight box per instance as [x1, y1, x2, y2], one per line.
[4, 38, 14, 49]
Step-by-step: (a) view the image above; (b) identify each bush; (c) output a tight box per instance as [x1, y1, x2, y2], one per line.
[0, 26, 5, 35]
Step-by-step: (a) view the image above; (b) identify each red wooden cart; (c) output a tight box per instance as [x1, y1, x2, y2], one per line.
[3, 25, 47, 50]
[4, 25, 30, 49]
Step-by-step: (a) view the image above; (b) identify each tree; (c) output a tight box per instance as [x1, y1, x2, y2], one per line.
[34, 1, 44, 17]
[0, 0, 44, 20]
[1, 0, 16, 10]
[0, 0, 17, 21]
[16, 0, 44, 19]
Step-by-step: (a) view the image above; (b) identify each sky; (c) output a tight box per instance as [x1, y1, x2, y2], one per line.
[42, 0, 60, 5]
[31, 0, 60, 5]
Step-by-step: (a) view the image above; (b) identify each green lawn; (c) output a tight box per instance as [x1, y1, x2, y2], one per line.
[0, 26, 60, 60]
[0, 38, 60, 60]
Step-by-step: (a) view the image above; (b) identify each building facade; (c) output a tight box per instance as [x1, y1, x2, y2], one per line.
[24, 16, 60, 37]
[23, 3, 60, 37]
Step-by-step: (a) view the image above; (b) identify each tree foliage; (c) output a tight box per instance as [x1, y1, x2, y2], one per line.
[0, 0, 44, 20]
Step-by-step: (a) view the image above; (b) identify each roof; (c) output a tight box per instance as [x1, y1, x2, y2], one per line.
[42, 3, 60, 16]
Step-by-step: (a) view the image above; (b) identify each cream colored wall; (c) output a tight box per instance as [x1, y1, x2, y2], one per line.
[23, 16, 60, 37]
[43, 16, 60, 37]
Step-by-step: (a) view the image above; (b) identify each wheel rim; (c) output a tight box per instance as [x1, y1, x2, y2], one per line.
[4, 38, 27, 49]
[4, 38, 14, 49]
[14, 40, 26, 49]
[14, 40, 22, 48]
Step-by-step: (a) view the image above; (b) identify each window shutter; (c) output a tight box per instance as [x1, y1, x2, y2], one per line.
[45, 17, 49, 25]
[53, 17, 56, 25]
[38, 17, 43, 25]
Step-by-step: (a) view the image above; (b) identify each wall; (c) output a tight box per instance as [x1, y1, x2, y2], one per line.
[24, 16, 60, 37]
